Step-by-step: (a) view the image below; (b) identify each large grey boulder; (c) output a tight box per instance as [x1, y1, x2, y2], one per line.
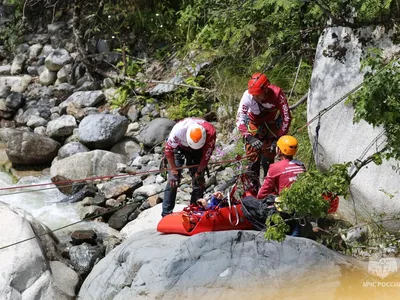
[45, 49, 72, 71]
[78, 229, 360, 300]
[0, 76, 24, 87]
[0, 85, 10, 98]
[0, 64, 11, 75]
[0, 128, 60, 165]
[148, 61, 210, 96]
[111, 138, 141, 160]
[308, 26, 400, 230]
[59, 90, 105, 113]
[0, 202, 79, 299]
[57, 64, 71, 83]
[14, 107, 41, 126]
[46, 115, 77, 138]
[39, 69, 57, 86]
[69, 243, 104, 276]
[0, 99, 14, 119]
[132, 184, 163, 198]
[5, 92, 24, 110]
[120, 203, 186, 239]
[58, 141, 89, 159]
[97, 176, 142, 199]
[27, 115, 48, 128]
[10, 53, 26, 75]
[149, 74, 183, 96]
[136, 118, 176, 148]
[50, 150, 129, 194]
[28, 43, 43, 61]
[79, 114, 129, 149]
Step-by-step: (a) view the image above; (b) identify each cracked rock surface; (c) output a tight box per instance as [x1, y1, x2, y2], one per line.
[78, 229, 359, 299]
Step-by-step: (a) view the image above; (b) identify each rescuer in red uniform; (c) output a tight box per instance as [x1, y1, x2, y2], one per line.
[257, 135, 306, 199]
[236, 73, 291, 190]
[162, 117, 216, 217]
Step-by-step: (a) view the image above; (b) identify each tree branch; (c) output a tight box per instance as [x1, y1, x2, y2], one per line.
[349, 147, 388, 180]
[72, 0, 94, 81]
[314, 0, 354, 27]
[94, 69, 214, 92]
[289, 92, 308, 110]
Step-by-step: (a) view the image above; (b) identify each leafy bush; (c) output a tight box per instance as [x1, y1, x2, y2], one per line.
[347, 49, 400, 160]
[165, 75, 211, 120]
[108, 53, 145, 109]
[264, 214, 290, 242]
[279, 163, 351, 217]
[264, 163, 352, 241]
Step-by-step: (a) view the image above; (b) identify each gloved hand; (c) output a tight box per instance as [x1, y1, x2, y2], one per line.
[169, 171, 179, 188]
[196, 198, 207, 208]
[246, 135, 263, 150]
[270, 139, 277, 152]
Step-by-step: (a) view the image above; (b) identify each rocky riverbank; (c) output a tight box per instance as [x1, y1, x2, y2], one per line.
[0, 8, 245, 286]
[2, 2, 400, 299]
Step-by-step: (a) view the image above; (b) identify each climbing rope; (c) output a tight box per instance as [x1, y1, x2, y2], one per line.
[0, 155, 252, 251]
[291, 55, 398, 135]
[346, 130, 389, 222]
[1, 55, 397, 251]
[291, 82, 364, 134]
[354, 130, 386, 164]
[0, 182, 180, 252]
[349, 131, 388, 180]
[312, 113, 322, 166]
[0, 154, 254, 197]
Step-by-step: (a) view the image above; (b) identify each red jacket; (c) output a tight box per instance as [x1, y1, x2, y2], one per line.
[165, 118, 216, 171]
[236, 86, 291, 137]
[257, 158, 306, 199]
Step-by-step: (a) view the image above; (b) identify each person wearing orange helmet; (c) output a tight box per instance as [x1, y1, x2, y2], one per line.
[242, 135, 306, 235]
[162, 117, 216, 217]
[236, 73, 292, 192]
[257, 135, 306, 199]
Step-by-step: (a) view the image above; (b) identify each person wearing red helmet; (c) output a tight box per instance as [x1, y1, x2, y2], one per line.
[236, 72, 291, 191]
[162, 117, 216, 217]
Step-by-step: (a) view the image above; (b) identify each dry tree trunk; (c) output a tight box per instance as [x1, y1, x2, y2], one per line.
[72, 0, 94, 80]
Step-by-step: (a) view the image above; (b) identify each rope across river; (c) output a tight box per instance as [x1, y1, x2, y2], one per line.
[0, 154, 253, 251]
[0, 154, 255, 196]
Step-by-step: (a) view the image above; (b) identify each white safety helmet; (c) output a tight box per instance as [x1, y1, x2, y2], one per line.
[186, 124, 206, 149]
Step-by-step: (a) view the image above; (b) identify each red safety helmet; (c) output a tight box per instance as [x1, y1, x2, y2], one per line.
[248, 73, 270, 95]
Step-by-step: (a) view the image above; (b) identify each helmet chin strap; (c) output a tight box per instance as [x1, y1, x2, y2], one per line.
[253, 89, 269, 103]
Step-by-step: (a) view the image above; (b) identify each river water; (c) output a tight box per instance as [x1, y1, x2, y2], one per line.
[0, 171, 81, 230]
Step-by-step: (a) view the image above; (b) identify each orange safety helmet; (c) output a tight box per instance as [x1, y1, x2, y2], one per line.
[248, 73, 270, 95]
[277, 135, 298, 156]
[186, 124, 206, 149]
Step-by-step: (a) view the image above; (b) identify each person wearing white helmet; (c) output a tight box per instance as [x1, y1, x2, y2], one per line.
[162, 117, 216, 217]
